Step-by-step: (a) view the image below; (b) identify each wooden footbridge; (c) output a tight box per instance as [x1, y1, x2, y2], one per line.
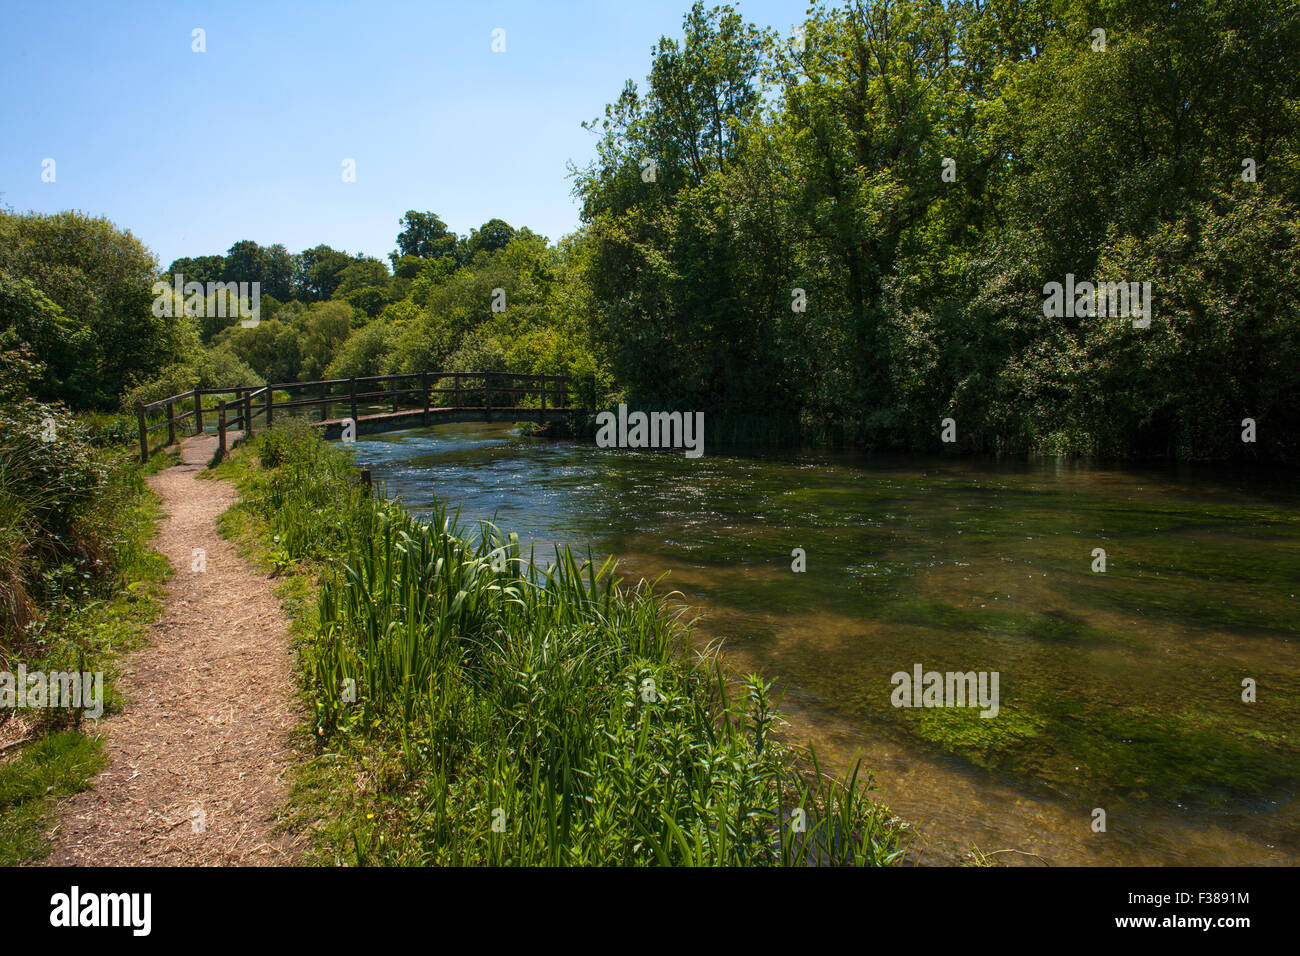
[135, 371, 575, 462]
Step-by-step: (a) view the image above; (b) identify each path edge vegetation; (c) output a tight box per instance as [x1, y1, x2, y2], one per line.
[0, 444, 178, 866]
[210, 419, 911, 866]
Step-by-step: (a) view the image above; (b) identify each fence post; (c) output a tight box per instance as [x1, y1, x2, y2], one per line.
[391, 375, 399, 414]
[454, 373, 461, 409]
[320, 381, 329, 422]
[194, 388, 203, 434]
[485, 373, 493, 422]
[265, 385, 273, 428]
[243, 388, 252, 436]
[218, 401, 227, 456]
[349, 377, 358, 424]
[540, 376, 546, 424]
[167, 400, 176, 446]
[422, 371, 430, 426]
[136, 401, 148, 463]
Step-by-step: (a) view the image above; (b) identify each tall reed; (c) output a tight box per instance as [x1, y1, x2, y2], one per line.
[246, 419, 908, 865]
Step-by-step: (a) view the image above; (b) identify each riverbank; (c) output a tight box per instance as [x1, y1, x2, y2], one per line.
[213, 419, 909, 865]
[344, 420, 1300, 865]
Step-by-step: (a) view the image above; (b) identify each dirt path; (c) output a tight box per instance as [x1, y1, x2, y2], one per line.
[43, 434, 304, 865]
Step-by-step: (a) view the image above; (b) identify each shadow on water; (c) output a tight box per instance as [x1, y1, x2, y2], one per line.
[351, 421, 1300, 865]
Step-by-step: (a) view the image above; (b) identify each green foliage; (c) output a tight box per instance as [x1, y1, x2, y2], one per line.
[462, 218, 516, 261]
[211, 319, 302, 384]
[0, 350, 169, 862]
[0, 274, 90, 403]
[391, 211, 459, 266]
[232, 423, 907, 865]
[295, 245, 356, 301]
[324, 319, 399, 380]
[0, 395, 109, 633]
[572, 0, 1300, 458]
[119, 363, 201, 414]
[295, 301, 356, 380]
[0, 732, 107, 865]
[0, 211, 186, 410]
[194, 347, 266, 390]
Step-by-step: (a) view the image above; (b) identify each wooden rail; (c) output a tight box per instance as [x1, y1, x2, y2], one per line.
[135, 371, 574, 462]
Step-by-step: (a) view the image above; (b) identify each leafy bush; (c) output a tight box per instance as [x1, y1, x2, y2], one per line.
[0, 350, 151, 648]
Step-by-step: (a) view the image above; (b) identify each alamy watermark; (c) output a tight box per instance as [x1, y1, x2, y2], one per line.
[1043, 274, 1152, 328]
[50, 886, 150, 936]
[151, 273, 261, 327]
[1, 666, 104, 718]
[595, 404, 705, 458]
[890, 663, 999, 718]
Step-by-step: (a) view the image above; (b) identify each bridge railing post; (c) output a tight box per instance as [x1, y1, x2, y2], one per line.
[136, 401, 148, 463]
[320, 381, 329, 421]
[422, 371, 430, 426]
[350, 377, 358, 424]
[454, 373, 461, 409]
[391, 375, 399, 414]
[540, 375, 546, 424]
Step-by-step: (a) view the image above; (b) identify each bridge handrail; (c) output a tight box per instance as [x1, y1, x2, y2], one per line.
[136, 371, 573, 462]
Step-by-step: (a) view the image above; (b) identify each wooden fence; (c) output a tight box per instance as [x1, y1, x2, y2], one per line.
[135, 371, 573, 462]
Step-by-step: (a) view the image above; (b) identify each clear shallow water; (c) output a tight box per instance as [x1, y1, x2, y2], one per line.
[351, 422, 1300, 865]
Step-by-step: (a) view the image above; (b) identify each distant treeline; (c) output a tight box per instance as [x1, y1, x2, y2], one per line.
[152, 214, 606, 412]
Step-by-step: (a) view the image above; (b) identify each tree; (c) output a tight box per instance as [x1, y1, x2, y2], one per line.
[0, 210, 185, 409]
[391, 211, 458, 266]
[0, 273, 90, 404]
[210, 319, 300, 384]
[295, 245, 353, 301]
[463, 219, 516, 261]
[165, 254, 225, 286]
[261, 243, 296, 301]
[223, 240, 266, 287]
[295, 301, 355, 380]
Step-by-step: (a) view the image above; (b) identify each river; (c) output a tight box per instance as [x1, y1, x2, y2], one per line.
[349, 421, 1299, 866]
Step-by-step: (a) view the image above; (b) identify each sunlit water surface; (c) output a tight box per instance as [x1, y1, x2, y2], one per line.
[350, 422, 1299, 865]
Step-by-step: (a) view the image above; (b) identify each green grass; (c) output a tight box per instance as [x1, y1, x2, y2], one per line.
[0, 449, 169, 863]
[0, 731, 107, 864]
[215, 418, 910, 866]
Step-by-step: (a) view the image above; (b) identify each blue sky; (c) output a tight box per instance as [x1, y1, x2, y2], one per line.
[0, 0, 808, 269]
